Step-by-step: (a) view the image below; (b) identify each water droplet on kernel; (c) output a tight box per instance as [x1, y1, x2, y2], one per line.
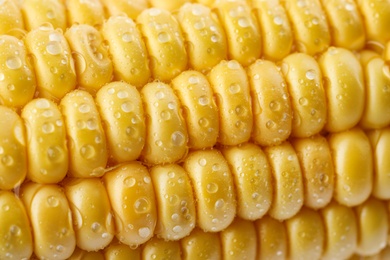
[206, 182, 218, 193]
[134, 198, 150, 214]
[6, 56, 22, 70]
[80, 145, 96, 159]
[46, 41, 62, 55]
[47, 196, 59, 207]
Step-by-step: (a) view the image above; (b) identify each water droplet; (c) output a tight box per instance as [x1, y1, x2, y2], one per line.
[46, 41, 62, 55]
[345, 3, 354, 11]
[144, 176, 151, 184]
[9, 225, 21, 236]
[198, 95, 209, 105]
[215, 199, 225, 209]
[160, 110, 171, 120]
[47, 146, 64, 162]
[78, 103, 91, 113]
[212, 164, 220, 171]
[266, 120, 275, 129]
[0, 73, 4, 81]
[229, 83, 241, 94]
[206, 182, 218, 193]
[2, 204, 9, 211]
[238, 17, 249, 27]
[227, 60, 240, 69]
[269, 100, 280, 111]
[117, 90, 128, 99]
[138, 227, 151, 238]
[168, 171, 175, 178]
[134, 198, 150, 214]
[124, 177, 136, 187]
[171, 131, 185, 146]
[47, 196, 59, 207]
[56, 245, 64, 253]
[273, 16, 283, 25]
[306, 69, 316, 80]
[91, 222, 101, 233]
[1, 155, 14, 166]
[148, 8, 161, 16]
[211, 35, 219, 42]
[188, 75, 199, 84]
[122, 32, 133, 43]
[194, 21, 206, 30]
[42, 122, 55, 134]
[198, 158, 207, 166]
[198, 117, 209, 127]
[36, 99, 50, 109]
[121, 102, 133, 113]
[156, 90, 166, 100]
[6, 56, 22, 69]
[80, 145, 96, 159]
[171, 213, 179, 221]
[173, 225, 183, 233]
[158, 32, 170, 43]
[299, 97, 308, 106]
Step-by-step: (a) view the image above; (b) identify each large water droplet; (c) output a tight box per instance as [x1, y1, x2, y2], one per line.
[6, 56, 22, 70]
[46, 41, 62, 55]
[134, 198, 150, 214]
[80, 145, 96, 159]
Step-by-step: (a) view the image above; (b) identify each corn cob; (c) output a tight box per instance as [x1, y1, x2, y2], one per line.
[0, 0, 390, 259]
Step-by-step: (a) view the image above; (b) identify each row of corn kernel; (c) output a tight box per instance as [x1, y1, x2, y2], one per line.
[2, 183, 388, 259]
[2, 0, 390, 55]
[0, 128, 387, 255]
[1, 46, 390, 187]
[2, 0, 390, 109]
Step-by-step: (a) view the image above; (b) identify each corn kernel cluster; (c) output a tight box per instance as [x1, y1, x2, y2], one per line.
[1, 0, 390, 259]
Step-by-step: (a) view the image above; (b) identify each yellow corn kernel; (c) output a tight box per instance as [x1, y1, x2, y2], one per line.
[103, 163, 157, 247]
[181, 228, 222, 260]
[21, 98, 68, 184]
[0, 106, 26, 190]
[0, 35, 36, 109]
[321, 201, 357, 260]
[96, 82, 146, 164]
[355, 197, 388, 256]
[319, 47, 365, 132]
[60, 90, 107, 178]
[213, 0, 261, 66]
[150, 164, 196, 240]
[283, 0, 330, 55]
[220, 218, 257, 260]
[65, 24, 113, 95]
[252, 0, 293, 61]
[264, 141, 304, 220]
[142, 237, 182, 259]
[292, 135, 334, 209]
[20, 183, 76, 259]
[101, 16, 151, 88]
[65, 0, 105, 26]
[358, 51, 390, 129]
[255, 215, 288, 260]
[149, 0, 192, 11]
[0, 191, 33, 259]
[357, 0, 390, 45]
[140, 82, 188, 165]
[63, 178, 115, 252]
[68, 248, 105, 260]
[137, 8, 187, 82]
[286, 207, 324, 260]
[280, 52, 327, 138]
[25, 27, 77, 102]
[222, 143, 272, 220]
[208, 60, 252, 145]
[367, 127, 390, 199]
[247, 59, 292, 146]
[21, 0, 66, 31]
[183, 150, 236, 232]
[320, 0, 365, 50]
[328, 128, 373, 207]
[104, 239, 141, 260]
[171, 71, 219, 149]
[100, 0, 148, 19]
[176, 3, 227, 73]
[0, 0, 24, 35]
